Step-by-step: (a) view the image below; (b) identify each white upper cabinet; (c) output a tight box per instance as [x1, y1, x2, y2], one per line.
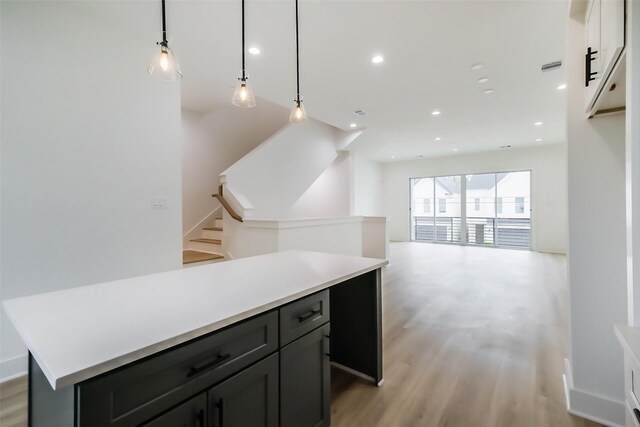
[585, 0, 626, 116]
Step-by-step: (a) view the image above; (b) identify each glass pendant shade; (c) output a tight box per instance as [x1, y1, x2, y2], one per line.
[289, 100, 307, 123]
[148, 45, 183, 81]
[232, 77, 256, 108]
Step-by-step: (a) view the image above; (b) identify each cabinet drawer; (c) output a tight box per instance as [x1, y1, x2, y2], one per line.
[78, 311, 278, 427]
[280, 290, 330, 346]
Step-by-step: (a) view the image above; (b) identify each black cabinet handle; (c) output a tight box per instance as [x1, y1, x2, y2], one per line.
[298, 309, 321, 323]
[585, 46, 598, 87]
[187, 353, 232, 377]
[216, 398, 224, 427]
[196, 409, 205, 427]
[634, 408, 640, 424]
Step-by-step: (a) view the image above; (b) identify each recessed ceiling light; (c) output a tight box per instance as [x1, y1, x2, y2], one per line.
[452, 148, 458, 151]
[557, 84, 567, 90]
[248, 47, 260, 55]
[349, 123, 357, 128]
[471, 63, 483, 70]
[500, 145, 512, 149]
[477, 77, 489, 83]
[483, 89, 495, 94]
[536, 138, 543, 142]
[534, 121, 543, 126]
[391, 155, 396, 159]
[431, 110, 441, 116]
[372, 55, 384, 64]
[435, 137, 442, 141]
[416, 155, 424, 158]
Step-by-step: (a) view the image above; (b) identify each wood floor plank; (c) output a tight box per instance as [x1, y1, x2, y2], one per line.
[330, 242, 603, 427]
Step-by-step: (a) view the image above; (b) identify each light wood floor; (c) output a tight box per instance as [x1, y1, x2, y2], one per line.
[0, 375, 27, 427]
[0, 243, 602, 427]
[331, 242, 602, 427]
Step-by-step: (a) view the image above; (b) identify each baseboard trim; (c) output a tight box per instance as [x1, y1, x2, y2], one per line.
[0, 354, 27, 384]
[563, 358, 625, 427]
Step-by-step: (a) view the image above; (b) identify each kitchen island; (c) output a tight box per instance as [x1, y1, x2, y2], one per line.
[3, 250, 387, 427]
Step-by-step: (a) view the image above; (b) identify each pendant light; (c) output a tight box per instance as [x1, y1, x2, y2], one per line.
[289, 0, 307, 123]
[148, 0, 182, 81]
[232, 0, 256, 108]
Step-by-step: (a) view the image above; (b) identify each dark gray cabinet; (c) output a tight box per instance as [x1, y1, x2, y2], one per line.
[280, 323, 331, 427]
[208, 353, 279, 427]
[29, 270, 383, 427]
[75, 311, 278, 427]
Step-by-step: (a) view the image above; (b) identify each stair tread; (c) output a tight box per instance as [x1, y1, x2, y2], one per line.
[183, 250, 224, 264]
[191, 238, 222, 244]
[203, 227, 223, 231]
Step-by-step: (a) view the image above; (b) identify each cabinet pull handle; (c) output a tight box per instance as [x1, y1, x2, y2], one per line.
[216, 398, 224, 427]
[187, 353, 232, 377]
[585, 46, 598, 87]
[196, 409, 205, 427]
[298, 309, 321, 323]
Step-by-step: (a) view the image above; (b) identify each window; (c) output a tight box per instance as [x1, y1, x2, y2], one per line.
[410, 171, 530, 248]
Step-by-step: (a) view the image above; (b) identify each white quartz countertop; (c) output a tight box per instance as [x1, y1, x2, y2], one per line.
[615, 324, 640, 368]
[3, 250, 387, 390]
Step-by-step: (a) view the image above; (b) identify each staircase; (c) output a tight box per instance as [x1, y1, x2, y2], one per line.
[182, 217, 225, 266]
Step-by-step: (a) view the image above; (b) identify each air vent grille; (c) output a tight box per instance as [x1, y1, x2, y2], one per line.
[541, 61, 562, 72]
[354, 110, 367, 116]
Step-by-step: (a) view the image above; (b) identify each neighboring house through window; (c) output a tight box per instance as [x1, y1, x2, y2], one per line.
[474, 198, 480, 211]
[425, 198, 431, 213]
[515, 197, 525, 213]
[497, 197, 503, 214]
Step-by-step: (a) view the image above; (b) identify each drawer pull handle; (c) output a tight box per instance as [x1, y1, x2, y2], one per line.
[298, 309, 322, 323]
[634, 408, 640, 424]
[196, 409, 205, 427]
[187, 353, 232, 377]
[585, 46, 598, 87]
[217, 398, 225, 427]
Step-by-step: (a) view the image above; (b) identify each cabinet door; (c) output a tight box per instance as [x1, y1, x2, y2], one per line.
[208, 353, 279, 427]
[143, 394, 206, 427]
[600, 0, 624, 80]
[280, 323, 331, 427]
[586, 0, 602, 104]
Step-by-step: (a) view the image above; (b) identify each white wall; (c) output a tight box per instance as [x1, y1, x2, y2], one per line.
[352, 154, 384, 216]
[289, 152, 351, 218]
[223, 216, 387, 261]
[1, 1, 182, 381]
[182, 101, 288, 235]
[564, 9, 627, 425]
[222, 119, 341, 219]
[382, 144, 568, 253]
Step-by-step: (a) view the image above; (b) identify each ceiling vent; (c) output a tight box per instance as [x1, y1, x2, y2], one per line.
[541, 61, 562, 72]
[354, 110, 367, 116]
[500, 145, 512, 149]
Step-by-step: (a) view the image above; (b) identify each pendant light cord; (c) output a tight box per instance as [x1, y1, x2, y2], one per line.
[295, 0, 300, 103]
[242, 0, 246, 80]
[161, 0, 167, 45]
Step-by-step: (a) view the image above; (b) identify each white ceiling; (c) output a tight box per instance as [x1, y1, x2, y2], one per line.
[81, 0, 569, 161]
